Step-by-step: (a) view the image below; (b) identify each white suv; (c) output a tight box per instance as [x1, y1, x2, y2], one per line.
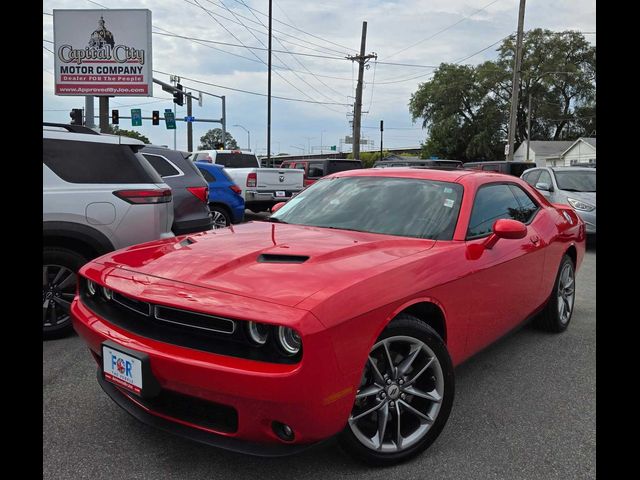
[43, 123, 174, 339]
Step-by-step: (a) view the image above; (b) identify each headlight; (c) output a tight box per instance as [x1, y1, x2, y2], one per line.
[247, 321, 269, 345]
[277, 326, 302, 355]
[102, 287, 113, 301]
[86, 279, 97, 296]
[567, 198, 595, 212]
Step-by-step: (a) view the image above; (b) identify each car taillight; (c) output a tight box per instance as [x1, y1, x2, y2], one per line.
[247, 172, 257, 188]
[113, 188, 172, 204]
[187, 186, 209, 203]
[229, 184, 242, 194]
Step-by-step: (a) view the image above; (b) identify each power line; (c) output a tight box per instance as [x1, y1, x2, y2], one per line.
[219, 0, 357, 53]
[153, 69, 351, 106]
[152, 30, 347, 60]
[188, 0, 343, 113]
[43, 45, 54, 54]
[236, 0, 347, 105]
[387, 0, 502, 59]
[184, 0, 351, 57]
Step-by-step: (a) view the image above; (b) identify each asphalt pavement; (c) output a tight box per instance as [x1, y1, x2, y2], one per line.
[43, 248, 595, 480]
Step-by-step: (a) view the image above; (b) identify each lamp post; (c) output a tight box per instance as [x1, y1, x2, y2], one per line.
[233, 124, 250, 151]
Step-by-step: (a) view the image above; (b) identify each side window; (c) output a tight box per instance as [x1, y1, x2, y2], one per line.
[43, 139, 153, 184]
[142, 154, 181, 177]
[467, 184, 524, 239]
[508, 185, 539, 223]
[522, 170, 541, 186]
[537, 170, 552, 187]
[197, 168, 216, 183]
[308, 163, 326, 178]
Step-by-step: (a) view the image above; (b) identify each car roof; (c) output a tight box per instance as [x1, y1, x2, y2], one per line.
[326, 166, 518, 186]
[43, 126, 145, 146]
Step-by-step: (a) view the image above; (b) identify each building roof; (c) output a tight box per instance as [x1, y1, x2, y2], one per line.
[525, 140, 575, 158]
[560, 137, 597, 156]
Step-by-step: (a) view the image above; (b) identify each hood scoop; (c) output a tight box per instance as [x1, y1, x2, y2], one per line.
[257, 253, 309, 264]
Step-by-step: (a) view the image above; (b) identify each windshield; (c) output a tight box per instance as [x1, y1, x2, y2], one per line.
[554, 171, 596, 192]
[271, 176, 463, 240]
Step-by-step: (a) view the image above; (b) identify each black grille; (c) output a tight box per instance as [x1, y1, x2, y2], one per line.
[124, 388, 238, 433]
[154, 305, 235, 334]
[79, 283, 301, 364]
[113, 291, 151, 316]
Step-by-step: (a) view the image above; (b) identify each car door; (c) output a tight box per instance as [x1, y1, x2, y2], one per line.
[462, 182, 546, 356]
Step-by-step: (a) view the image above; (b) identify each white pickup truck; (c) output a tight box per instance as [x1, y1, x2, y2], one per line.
[190, 150, 304, 212]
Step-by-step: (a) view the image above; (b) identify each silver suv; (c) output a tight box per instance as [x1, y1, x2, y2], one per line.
[43, 123, 174, 338]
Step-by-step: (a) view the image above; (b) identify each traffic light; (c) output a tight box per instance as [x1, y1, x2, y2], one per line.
[70, 108, 83, 125]
[152, 110, 160, 125]
[111, 109, 119, 125]
[173, 83, 184, 106]
[214, 142, 225, 150]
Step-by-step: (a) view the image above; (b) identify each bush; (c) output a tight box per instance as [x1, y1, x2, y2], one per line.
[347, 150, 392, 168]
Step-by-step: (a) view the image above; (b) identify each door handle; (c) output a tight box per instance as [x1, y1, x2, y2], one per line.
[530, 235, 540, 245]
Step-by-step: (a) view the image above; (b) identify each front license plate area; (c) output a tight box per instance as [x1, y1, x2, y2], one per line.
[101, 340, 160, 398]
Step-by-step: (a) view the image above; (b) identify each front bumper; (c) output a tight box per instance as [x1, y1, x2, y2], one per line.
[96, 371, 332, 456]
[71, 293, 355, 452]
[575, 210, 596, 234]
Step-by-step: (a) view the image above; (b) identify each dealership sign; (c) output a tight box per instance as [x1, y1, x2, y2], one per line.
[53, 9, 153, 96]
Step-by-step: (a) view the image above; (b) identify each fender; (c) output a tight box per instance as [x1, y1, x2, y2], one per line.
[43, 221, 115, 257]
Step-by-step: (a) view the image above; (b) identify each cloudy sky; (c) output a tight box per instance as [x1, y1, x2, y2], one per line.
[43, 0, 595, 154]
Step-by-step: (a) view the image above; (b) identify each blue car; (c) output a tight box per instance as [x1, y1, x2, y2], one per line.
[194, 162, 245, 228]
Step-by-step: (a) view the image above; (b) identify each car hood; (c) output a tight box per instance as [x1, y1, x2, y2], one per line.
[97, 221, 436, 307]
[560, 190, 596, 206]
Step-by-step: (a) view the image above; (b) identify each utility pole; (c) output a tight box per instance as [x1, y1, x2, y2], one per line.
[187, 92, 193, 152]
[221, 96, 226, 146]
[380, 120, 384, 161]
[506, 0, 526, 161]
[267, 0, 273, 167]
[526, 93, 532, 162]
[347, 21, 377, 160]
[99, 97, 109, 133]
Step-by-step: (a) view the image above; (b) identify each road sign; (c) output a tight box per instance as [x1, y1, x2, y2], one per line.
[131, 109, 142, 126]
[184, 116, 195, 122]
[164, 109, 176, 130]
[330, 145, 337, 151]
[504, 144, 510, 155]
[430, 155, 439, 159]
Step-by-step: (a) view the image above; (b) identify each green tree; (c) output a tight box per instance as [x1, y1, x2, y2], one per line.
[409, 29, 595, 161]
[104, 125, 151, 144]
[198, 128, 238, 150]
[347, 150, 391, 168]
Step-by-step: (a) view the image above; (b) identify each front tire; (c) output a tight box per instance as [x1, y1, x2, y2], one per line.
[43, 247, 87, 339]
[339, 314, 455, 466]
[533, 254, 576, 333]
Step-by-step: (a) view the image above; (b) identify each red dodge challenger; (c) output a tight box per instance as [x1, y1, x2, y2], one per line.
[72, 168, 585, 465]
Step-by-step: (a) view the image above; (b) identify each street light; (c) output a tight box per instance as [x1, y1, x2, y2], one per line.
[233, 124, 250, 151]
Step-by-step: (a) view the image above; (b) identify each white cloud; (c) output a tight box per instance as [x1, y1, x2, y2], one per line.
[43, 0, 595, 152]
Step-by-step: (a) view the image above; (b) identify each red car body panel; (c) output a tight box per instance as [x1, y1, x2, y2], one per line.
[72, 168, 585, 450]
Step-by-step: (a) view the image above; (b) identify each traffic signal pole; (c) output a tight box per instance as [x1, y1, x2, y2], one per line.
[187, 94, 193, 152]
[99, 97, 109, 133]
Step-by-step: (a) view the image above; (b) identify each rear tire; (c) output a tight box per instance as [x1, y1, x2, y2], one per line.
[339, 314, 455, 466]
[43, 247, 88, 340]
[209, 205, 231, 228]
[533, 254, 575, 333]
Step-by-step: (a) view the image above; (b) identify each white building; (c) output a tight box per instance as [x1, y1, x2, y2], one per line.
[513, 140, 574, 167]
[558, 138, 596, 166]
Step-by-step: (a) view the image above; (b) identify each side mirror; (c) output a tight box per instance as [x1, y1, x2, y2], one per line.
[271, 201, 286, 213]
[535, 182, 553, 192]
[483, 219, 527, 249]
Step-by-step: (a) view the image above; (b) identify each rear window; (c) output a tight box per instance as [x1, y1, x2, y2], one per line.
[43, 139, 160, 184]
[214, 153, 258, 168]
[142, 153, 181, 177]
[197, 167, 216, 183]
[327, 161, 362, 174]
